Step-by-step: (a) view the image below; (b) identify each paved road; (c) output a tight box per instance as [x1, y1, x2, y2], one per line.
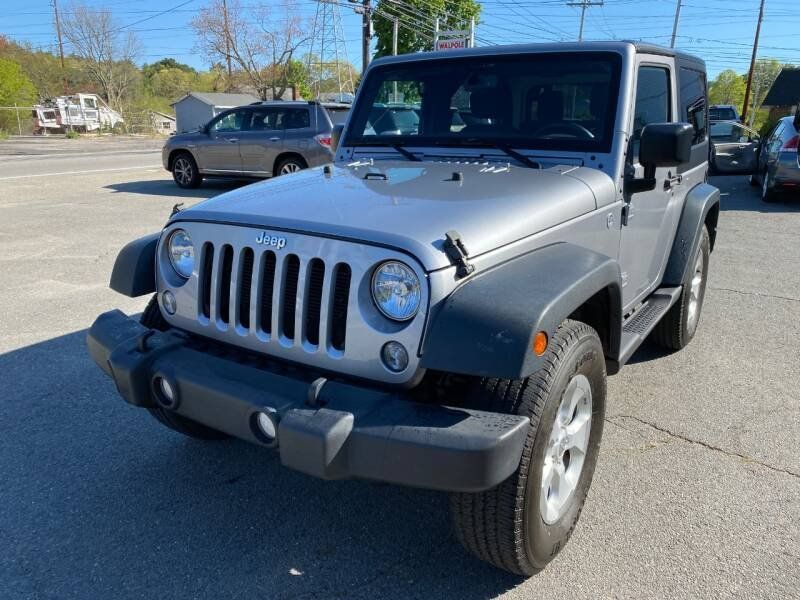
[1, 138, 798, 599]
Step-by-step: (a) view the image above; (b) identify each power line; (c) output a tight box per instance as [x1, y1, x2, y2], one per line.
[565, 0, 603, 41]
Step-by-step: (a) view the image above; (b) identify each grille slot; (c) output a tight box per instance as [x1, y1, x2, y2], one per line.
[331, 263, 351, 351]
[200, 243, 214, 319]
[194, 241, 352, 355]
[305, 259, 325, 345]
[281, 255, 300, 340]
[238, 248, 254, 329]
[219, 245, 233, 324]
[259, 251, 276, 334]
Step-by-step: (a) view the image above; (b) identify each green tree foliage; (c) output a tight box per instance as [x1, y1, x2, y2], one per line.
[709, 69, 746, 109]
[0, 58, 37, 132]
[373, 0, 481, 57]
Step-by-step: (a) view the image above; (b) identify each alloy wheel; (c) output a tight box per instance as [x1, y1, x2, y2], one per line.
[174, 157, 193, 185]
[540, 373, 593, 525]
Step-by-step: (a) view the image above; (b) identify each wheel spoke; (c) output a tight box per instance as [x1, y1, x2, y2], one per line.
[565, 413, 591, 455]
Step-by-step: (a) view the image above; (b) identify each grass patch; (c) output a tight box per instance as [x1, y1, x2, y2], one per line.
[0, 130, 9, 141]
[65, 130, 80, 139]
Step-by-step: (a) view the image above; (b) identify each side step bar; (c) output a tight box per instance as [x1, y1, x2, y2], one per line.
[615, 286, 682, 369]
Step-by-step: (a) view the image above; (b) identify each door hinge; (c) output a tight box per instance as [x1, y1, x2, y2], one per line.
[621, 203, 634, 226]
[443, 230, 475, 279]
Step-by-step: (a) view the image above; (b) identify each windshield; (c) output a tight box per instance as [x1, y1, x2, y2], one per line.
[709, 107, 737, 121]
[345, 52, 622, 153]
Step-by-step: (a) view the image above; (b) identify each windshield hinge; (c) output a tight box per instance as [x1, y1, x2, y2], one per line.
[443, 230, 475, 278]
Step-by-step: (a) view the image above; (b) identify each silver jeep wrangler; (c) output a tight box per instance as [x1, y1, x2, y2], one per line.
[89, 42, 719, 575]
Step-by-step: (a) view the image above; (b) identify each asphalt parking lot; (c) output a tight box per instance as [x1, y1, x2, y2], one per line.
[1, 136, 798, 600]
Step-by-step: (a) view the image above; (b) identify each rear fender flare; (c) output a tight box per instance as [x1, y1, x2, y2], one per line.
[662, 183, 720, 286]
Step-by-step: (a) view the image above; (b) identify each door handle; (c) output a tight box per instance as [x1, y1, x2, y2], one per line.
[269, 137, 280, 142]
[227, 138, 239, 143]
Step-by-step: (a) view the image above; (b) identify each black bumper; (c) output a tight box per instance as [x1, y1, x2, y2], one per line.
[87, 310, 528, 492]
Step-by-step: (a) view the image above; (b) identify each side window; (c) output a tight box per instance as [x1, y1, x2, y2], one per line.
[283, 108, 311, 130]
[632, 66, 671, 160]
[248, 108, 280, 130]
[211, 110, 245, 133]
[679, 67, 707, 145]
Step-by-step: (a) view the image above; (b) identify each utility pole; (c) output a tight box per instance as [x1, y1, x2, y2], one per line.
[392, 17, 398, 56]
[361, 0, 372, 74]
[222, 0, 233, 83]
[52, 0, 67, 93]
[670, 1, 682, 48]
[566, 0, 603, 42]
[741, 0, 765, 124]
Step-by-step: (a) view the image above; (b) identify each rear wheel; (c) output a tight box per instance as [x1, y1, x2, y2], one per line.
[172, 152, 202, 189]
[140, 295, 228, 440]
[275, 156, 307, 176]
[651, 225, 710, 350]
[450, 320, 606, 575]
[760, 168, 776, 203]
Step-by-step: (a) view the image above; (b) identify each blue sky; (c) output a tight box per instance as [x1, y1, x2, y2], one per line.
[3, 0, 799, 79]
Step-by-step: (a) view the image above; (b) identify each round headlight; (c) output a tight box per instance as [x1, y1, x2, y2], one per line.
[371, 261, 421, 321]
[167, 229, 194, 278]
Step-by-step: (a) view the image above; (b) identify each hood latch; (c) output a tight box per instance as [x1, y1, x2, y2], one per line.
[443, 230, 475, 279]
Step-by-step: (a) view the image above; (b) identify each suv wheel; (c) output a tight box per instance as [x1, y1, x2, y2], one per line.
[172, 152, 202, 189]
[760, 168, 776, 203]
[140, 295, 229, 440]
[276, 156, 307, 176]
[450, 320, 605, 575]
[651, 224, 710, 350]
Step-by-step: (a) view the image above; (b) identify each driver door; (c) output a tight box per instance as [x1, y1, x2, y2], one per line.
[196, 109, 246, 172]
[711, 121, 759, 174]
[619, 63, 676, 309]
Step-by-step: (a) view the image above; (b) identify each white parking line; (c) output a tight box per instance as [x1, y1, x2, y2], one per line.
[0, 165, 162, 181]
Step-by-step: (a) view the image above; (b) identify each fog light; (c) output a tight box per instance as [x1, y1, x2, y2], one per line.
[154, 376, 178, 409]
[254, 410, 277, 442]
[381, 341, 409, 373]
[162, 290, 177, 315]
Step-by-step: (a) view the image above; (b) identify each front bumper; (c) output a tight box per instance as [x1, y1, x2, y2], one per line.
[87, 310, 528, 492]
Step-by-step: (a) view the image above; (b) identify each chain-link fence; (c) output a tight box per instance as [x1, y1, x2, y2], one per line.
[0, 106, 175, 137]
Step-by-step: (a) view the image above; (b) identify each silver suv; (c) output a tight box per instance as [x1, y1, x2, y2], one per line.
[162, 101, 350, 188]
[91, 42, 719, 576]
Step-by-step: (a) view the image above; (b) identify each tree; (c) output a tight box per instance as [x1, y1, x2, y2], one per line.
[191, 0, 310, 100]
[0, 58, 37, 132]
[373, 0, 481, 57]
[60, 3, 139, 110]
[709, 69, 746, 109]
[745, 58, 784, 127]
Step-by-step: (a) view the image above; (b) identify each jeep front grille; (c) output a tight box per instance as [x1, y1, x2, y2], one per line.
[197, 242, 351, 350]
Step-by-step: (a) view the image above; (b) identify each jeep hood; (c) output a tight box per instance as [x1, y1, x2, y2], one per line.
[172, 161, 616, 271]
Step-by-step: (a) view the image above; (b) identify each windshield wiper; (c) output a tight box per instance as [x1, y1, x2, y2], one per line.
[390, 144, 421, 162]
[489, 145, 541, 169]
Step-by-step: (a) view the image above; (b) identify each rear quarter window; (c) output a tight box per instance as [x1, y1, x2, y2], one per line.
[679, 67, 707, 145]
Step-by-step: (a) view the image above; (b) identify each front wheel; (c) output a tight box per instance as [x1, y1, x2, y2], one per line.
[760, 168, 776, 203]
[172, 152, 202, 189]
[450, 320, 606, 575]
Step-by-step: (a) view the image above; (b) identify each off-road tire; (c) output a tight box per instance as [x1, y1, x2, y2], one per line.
[171, 151, 202, 189]
[275, 155, 308, 176]
[651, 225, 710, 350]
[450, 320, 606, 575]
[140, 295, 228, 440]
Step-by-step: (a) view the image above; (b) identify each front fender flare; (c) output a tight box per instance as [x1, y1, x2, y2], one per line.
[420, 243, 622, 380]
[109, 233, 160, 297]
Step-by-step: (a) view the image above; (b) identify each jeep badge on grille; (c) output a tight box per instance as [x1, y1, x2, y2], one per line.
[255, 232, 287, 249]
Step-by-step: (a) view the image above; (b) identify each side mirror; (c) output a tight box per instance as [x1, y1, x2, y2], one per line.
[331, 124, 345, 151]
[627, 123, 693, 194]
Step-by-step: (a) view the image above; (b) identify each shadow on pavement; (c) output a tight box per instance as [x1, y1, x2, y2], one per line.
[104, 178, 249, 198]
[0, 329, 523, 599]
